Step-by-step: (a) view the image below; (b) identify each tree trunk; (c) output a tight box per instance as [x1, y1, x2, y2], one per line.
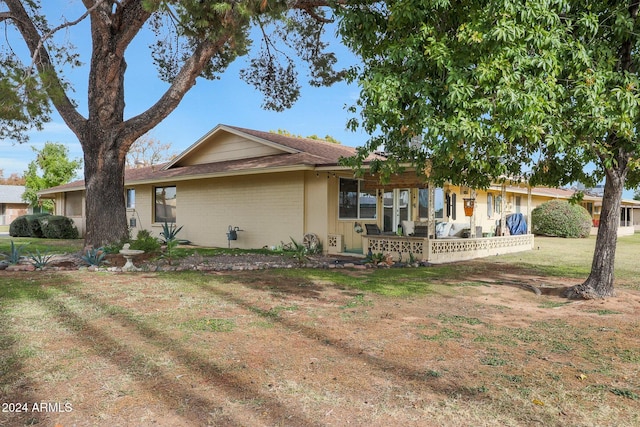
[563, 167, 626, 299]
[82, 133, 129, 248]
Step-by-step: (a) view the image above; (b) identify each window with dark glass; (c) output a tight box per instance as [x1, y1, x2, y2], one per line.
[155, 186, 176, 223]
[339, 178, 376, 219]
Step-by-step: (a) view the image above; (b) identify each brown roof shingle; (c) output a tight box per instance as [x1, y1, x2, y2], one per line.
[39, 125, 377, 194]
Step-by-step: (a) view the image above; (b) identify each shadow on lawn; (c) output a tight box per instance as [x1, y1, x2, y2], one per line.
[189, 276, 488, 401]
[50, 282, 323, 427]
[12, 272, 491, 426]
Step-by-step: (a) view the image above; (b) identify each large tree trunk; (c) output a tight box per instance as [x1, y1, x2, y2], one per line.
[83, 136, 129, 248]
[563, 166, 627, 299]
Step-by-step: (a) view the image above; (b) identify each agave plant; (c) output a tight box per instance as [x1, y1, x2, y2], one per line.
[2, 240, 29, 265]
[159, 221, 184, 244]
[81, 247, 106, 267]
[29, 249, 55, 269]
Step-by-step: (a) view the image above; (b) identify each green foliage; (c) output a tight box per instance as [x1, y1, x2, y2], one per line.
[22, 143, 81, 209]
[29, 249, 54, 269]
[365, 252, 386, 265]
[336, 0, 639, 189]
[0, 67, 52, 144]
[129, 229, 161, 253]
[288, 237, 308, 264]
[1, 241, 29, 265]
[39, 216, 79, 239]
[531, 200, 592, 238]
[81, 247, 106, 267]
[9, 213, 50, 237]
[159, 222, 183, 244]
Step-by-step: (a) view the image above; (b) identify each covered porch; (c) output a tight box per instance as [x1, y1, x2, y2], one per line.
[326, 170, 535, 263]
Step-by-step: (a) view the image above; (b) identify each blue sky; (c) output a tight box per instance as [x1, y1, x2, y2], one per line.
[1, 2, 367, 177]
[1, 3, 636, 200]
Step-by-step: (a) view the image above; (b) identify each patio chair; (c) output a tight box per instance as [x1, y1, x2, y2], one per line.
[413, 225, 428, 237]
[364, 224, 382, 235]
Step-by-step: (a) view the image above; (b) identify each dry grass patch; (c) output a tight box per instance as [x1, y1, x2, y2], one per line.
[1, 235, 639, 426]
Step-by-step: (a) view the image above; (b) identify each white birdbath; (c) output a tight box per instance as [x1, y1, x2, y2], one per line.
[119, 243, 145, 272]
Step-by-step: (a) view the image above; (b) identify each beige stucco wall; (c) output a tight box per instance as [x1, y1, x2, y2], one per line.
[52, 191, 86, 237]
[129, 171, 307, 248]
[303, 171, 330, 246]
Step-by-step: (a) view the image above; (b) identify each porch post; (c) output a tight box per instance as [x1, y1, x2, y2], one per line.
[470, 189, 477, 237]
[500, 183, 507, 236]
[527, 186, 532, 234]
[428, 182, 435, 239]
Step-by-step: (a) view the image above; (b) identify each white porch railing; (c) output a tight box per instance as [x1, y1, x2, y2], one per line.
[362, 234, 534, 264]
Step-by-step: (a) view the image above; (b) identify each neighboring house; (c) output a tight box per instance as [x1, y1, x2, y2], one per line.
[0, 185, 29, 226]
[37, 124, 635, 263]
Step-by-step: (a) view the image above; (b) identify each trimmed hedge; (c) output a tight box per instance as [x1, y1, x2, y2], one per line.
[9, 213, 51, 237]
[531, 200, 592, 238]
[39, 215, 79, 239]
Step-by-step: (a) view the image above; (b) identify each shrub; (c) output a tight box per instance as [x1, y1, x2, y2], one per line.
[39, 215, 79, 239]
[129, 229, 161, 253]
[9, 213, 50, 237]
[531, 200, 592, 238]
[81, 247, 106, 266]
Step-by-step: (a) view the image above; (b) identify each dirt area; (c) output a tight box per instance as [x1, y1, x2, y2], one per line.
[1, 262, 639, 426]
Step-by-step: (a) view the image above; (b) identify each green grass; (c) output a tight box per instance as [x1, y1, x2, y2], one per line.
[478, 234, 640, 289]
[181, 318, 236, 332]
[0, 235, 83, 255]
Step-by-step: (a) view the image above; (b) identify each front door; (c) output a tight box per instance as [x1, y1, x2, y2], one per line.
[383, 189, 411, 233]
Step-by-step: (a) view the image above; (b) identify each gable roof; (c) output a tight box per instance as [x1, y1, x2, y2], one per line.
[0, 185, 26, 204]
[39, 124, 381, 195]
[163, 124, 371, 170]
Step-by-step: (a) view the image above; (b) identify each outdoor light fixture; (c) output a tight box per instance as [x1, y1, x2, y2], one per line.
[463, 198, 475, 217]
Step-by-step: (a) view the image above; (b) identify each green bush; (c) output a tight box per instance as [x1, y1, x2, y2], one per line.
[9, 213, 50, 237]
[531, 200, 592, 238]
[39, 215, 79, 239]
[129, 229, 161, 253]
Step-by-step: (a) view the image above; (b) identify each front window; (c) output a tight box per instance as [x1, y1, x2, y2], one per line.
[126, 188, 135, 209]
[155, 186, 176, 223]
[339, 178, 376, 219]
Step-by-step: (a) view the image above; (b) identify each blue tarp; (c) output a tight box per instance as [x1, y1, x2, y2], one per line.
[506, 213, 527, 235]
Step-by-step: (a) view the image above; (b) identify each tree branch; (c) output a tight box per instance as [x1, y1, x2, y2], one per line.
[0, 11, 13, 22]
[120, 36, 231, 148]
[30, 0, 108, 70]
[4, 0, 86, 136]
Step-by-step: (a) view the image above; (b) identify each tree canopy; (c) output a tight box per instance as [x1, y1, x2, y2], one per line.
[22, 142, 82, 210]
[337, 0, 640, 298]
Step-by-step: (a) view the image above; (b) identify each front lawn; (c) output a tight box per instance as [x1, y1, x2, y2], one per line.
[1, 235, 639, 426]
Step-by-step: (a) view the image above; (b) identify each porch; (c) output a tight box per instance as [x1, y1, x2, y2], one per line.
[359, 233, 535, 264]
